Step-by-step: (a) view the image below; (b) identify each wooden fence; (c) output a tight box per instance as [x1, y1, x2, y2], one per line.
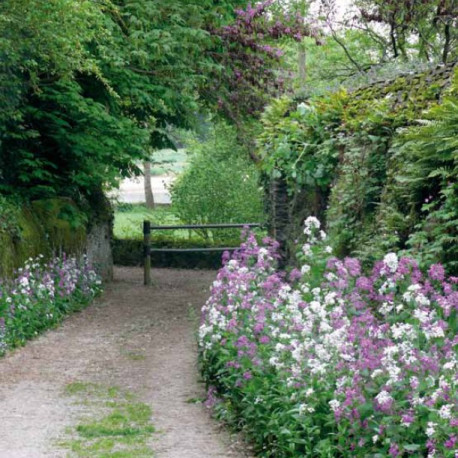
[142, 221, 262, 285]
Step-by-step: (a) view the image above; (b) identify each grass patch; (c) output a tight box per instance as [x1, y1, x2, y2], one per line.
[123, 351, 146, 361]
[65, 381, 100, 396]
[113, 205, 187, 240]
[61, 381, 155, 457]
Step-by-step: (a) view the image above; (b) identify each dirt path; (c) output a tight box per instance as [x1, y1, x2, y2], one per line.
[0, 267, 251, 458]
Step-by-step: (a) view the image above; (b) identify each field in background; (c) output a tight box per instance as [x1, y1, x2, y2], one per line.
[113, 204, 257, 242]
[112, 204, 255, 269]
[150, 149, 187, 176]
[114, 205, 186, 240]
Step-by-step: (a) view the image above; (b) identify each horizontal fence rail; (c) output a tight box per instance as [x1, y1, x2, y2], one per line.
[148, 223, 261, 230]
[149, 247, 240, 253]
[143, 221, 262, 285]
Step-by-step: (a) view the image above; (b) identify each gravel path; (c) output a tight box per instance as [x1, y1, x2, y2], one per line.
[0, 267, 251, 458]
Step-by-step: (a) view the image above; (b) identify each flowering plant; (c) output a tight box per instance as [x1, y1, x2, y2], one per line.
[0, 254, 101, 354]
[199, 218, 457, 457]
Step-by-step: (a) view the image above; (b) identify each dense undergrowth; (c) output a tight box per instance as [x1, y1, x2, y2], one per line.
[199, 219, 457, 457]
[0, 255, 101, 355]
[258, 64, 458, 274]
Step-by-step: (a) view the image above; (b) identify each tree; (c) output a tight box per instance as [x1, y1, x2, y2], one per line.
[0, 0, 236, 199]
[353, 0, 457, 63]
[143, 162, 155, 209]
[170, 123, 264, 241]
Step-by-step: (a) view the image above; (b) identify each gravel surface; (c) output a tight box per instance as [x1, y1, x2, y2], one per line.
[0, 267, 252, 458]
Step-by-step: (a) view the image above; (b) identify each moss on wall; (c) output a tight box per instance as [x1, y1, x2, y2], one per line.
[0, 198, 88, 278]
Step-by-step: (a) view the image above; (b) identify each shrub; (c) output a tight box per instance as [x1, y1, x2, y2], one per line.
[0, 255, 101, 354]
[199, 219, 457, 457]
[170, 123, 265, 242]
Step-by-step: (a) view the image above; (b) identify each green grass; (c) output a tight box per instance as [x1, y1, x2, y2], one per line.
[122, 350, 147, 361]
[114, 205, 190, 240]
[61, 382, 155, 457]
[113, 203, 256, 244]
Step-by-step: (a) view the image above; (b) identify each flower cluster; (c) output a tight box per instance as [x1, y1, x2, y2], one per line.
[199, 218, 457, 457]
[0, 254, 101, 354]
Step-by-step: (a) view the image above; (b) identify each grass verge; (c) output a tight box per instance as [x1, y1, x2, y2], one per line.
[61, 382, 155, 457]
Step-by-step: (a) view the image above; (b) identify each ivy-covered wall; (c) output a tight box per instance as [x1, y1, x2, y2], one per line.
[0, 195, 113, 280]
[260, 62, 458, 273]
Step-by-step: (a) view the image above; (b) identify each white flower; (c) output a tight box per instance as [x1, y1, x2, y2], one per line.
[413, 309, 430, 324]
[403, 291, 413, 302]
[305, 388, 314, 397]
[380, 302, 394, 315]
[300, 284, 310, 294]
[291, 347, 302, 362]
[372, 435, 379, 444]
[325, 246, 333, 253]
[302, 243, 312, 256]
[426, 421, 436, 437]
[375, 390, 393, 406]
[301, 264, 311, 275]
[269, 356, 283, 368]
[438, 404, 452, 420]
[329, 399, 341, 412]
[304, 216, 320, 229]
[408, 284, 421, 291]
[371, 369, 384, 379]
[325, 272, 337, 281]
[424, 325, 444, 340]
[227, 259, 238, 270]
[415, 293, 430, 306]
[383, 252, 398, 273]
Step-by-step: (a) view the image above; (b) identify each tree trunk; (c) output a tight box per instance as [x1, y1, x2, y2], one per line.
[442, 22, 451, 64]
[144, 161, 155, 209]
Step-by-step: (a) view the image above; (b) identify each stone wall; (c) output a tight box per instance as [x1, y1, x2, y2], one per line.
[0, 196, 113, 281]
[87, 220, 113, 281]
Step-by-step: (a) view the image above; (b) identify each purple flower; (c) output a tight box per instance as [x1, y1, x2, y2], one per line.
[429, 263, 446, 282]
[243, 371, 252, 380]
[444, 435, 456, 449]
[259, 335, 270, 344]
[389, 444, 400, 457]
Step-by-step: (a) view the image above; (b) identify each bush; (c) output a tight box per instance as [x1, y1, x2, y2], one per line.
[0, 255, 101, 354]
[170, 123, 265, 242]
[199, 218, 457, 457]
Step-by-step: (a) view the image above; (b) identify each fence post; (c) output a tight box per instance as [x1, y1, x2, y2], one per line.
[143, 220, 151, 285]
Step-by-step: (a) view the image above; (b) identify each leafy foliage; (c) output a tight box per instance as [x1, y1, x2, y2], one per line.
[0, 1, 221, 199]
[383, 75, 458, 271]
[258, 64, 458, 273]
[170, 123, 265, 241]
